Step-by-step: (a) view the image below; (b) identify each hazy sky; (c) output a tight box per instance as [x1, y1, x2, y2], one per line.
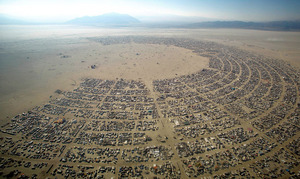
[0, 0, 299, 22]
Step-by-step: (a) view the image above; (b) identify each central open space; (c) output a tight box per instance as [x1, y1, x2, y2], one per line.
[84, 42, 209, 82]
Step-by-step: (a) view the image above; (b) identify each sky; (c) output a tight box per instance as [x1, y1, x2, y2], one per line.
[0, 0, 299, 22]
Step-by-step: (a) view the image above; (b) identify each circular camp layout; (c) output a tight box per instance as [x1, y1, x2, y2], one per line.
[1, 36, 299, 179]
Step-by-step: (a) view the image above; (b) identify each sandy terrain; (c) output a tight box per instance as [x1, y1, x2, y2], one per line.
[0, 35, 208, 123]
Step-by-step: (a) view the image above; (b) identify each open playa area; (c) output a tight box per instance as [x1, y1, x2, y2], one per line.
[0, 25, 300, 178]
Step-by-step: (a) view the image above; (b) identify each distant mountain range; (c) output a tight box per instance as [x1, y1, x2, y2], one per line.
[66, 13, 140, 26]
[1, 13, 300, 31]
[184, 20, 300, 31]
[0, 14, 28, 25]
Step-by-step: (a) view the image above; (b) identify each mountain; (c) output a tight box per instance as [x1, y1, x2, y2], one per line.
[1, 12, 299, 31]
[185, 20, 300, 31]
[0, 14, 28, 25]
[66, 13, 140, 26]
[136, 14, 216, 24]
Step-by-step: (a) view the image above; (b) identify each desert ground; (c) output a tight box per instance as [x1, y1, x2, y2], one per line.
[0, 26, 299, 178]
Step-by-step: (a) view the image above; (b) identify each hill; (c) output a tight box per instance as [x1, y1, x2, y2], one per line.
[185, 20, 300, 31]
[0, 14, 28, 25]
[66, 13, 140, 26]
